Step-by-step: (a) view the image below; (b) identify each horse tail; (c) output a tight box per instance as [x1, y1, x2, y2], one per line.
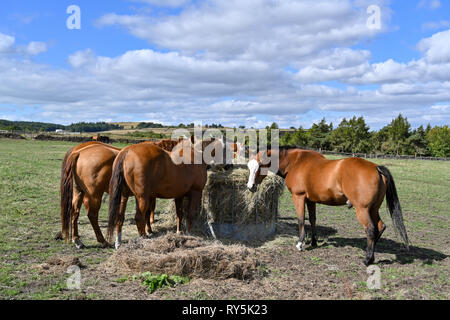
[60, 150, 80, 242]
[377, 166, 409, 250]
[107, 149, 128, 243]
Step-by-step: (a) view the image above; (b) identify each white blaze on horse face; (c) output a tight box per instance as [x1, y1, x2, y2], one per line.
[247, 159, 259, 189]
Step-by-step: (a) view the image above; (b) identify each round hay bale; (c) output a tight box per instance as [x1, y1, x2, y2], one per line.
[166, 166, 285, 241]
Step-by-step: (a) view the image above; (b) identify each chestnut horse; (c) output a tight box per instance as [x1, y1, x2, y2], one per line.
[247, 147, 409, 266]
[59, 139, 182, 248]
[106, 137, 227, 249]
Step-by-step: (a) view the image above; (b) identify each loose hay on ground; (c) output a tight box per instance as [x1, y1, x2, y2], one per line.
[102, 233, 261, 280]
[32, 255, 83, 275]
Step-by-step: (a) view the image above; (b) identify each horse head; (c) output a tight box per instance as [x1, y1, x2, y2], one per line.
[247, 148, 277, 192]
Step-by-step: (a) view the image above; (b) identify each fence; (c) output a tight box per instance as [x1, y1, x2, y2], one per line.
[317, 149, 450, 162]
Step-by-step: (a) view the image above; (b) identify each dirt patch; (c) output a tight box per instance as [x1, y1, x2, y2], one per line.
[101, 233, 261, 280]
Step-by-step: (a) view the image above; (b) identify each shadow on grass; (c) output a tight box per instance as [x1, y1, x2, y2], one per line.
[326, 237, 448, 265]
[207, 218, 338, 248]
[276, 217, 338, 238]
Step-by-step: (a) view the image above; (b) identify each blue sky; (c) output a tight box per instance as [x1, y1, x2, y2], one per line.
[0, 0, 449, 129]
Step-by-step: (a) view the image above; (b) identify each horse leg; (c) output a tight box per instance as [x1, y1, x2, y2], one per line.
[71, 188, 85, 249]
[86, 196, 110, 248]
[135, 196, 149, 238]
[114, 195, 128, 250]
[355, 207, 377, 266]
[175, 197, 184, 235]
[370, 207, 386, 244]
[292, 193, 306, 251]
[144, 197, 156, 237]
[149, 197, 156, 225]
[371, 184, 387, 245]
[306, 200, 317, 247]
[186, 191, 201, 235]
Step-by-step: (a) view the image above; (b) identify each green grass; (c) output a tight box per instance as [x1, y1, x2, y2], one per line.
[135, 272, 190, 294]
[0, 138, 448, 300]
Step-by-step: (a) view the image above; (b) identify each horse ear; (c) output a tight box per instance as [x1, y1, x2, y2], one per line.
[260, 149, 272, 165]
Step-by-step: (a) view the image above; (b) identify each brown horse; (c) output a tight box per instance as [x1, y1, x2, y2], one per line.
[106, 137, 227, 249]
[59, 139, 183, 248]
[247, 147, 409, 266]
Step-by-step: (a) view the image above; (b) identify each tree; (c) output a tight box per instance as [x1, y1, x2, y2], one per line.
[380, 114, 411, 155]
[281, 126, 309, 147]
[426, 125, 450, 157]
[307, 118, 332, 150]
[265, 122, 280, 144]
[329, 116, 372, 153]
[407, 125, 429, 156]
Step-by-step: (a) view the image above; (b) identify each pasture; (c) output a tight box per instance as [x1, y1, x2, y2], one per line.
[0, 138, 448, 300]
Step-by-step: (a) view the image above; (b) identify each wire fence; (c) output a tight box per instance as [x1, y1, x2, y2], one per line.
[316, 149, 450, 162]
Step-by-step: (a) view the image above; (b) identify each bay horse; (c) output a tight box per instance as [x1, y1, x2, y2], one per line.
[59, 139, 183, 248]
[106, 137, 228, 249]
[246, 147, 409, 266]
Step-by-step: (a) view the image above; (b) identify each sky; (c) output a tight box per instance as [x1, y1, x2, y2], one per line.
[0, 0, 449, 129]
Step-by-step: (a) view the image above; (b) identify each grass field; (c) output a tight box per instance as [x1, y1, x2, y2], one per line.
[0, 139, 448, 300]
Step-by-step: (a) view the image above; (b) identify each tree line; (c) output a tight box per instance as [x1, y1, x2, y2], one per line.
[0, 120, 123, 133]
[278, 115, 449, 157]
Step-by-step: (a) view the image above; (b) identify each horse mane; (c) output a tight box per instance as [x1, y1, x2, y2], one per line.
[154, 138, 183, 152]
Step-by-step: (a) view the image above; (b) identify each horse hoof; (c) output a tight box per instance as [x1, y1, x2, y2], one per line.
[296, 241, 304, 251]
[363, 257, 375, 266]
[101, 242, 113, 249]
[73, 239, 86, 250]
[115, 242, 122, 250]
[54, 232, 63, 241]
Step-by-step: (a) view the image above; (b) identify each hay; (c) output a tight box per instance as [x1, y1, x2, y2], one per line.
[102, 233, 260, 280]
[32, 255, 83, 275]
[166, 167, 285, 227]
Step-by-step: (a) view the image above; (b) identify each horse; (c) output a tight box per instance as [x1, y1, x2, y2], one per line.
[58, 139, 183, 248]
[92, 135, 110, 144]
[106, 137, 229, 249]
[246, 146, 409, 266]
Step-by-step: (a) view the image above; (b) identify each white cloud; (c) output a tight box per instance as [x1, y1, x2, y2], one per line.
[129, 0, 191, 7]
[422, 20, 450, 31]
[0, 33, 15, 53]
[0, 32, 47, 56]
[431, 105, 450, 111]
[24, 41, 47, 55]
[97, 0, 387, 63]
[1, 3, 450, 128]
[418, 0, 441, 9]
[68, 49, 96, 68]
[418, 29, 450, 64]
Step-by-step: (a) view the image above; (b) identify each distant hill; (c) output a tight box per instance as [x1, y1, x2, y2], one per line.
[0, 120, 123, 133]
[0, 119, 65, 133]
